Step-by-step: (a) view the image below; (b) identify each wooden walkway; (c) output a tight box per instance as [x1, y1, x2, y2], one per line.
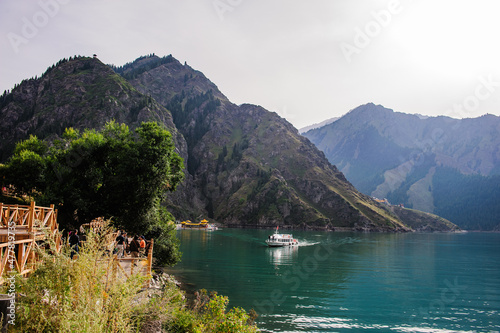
[111, 250, 154, 282]
[0, 202, 154, 285]
[0, 202, 61, 284]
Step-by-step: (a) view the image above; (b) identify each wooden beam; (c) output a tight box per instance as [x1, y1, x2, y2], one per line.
[147, 239, 154, 277]
[28, 201, 35, 232]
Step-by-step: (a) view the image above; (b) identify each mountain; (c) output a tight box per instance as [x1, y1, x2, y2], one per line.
[0, 56, 457, 232]
[302, 103, 500, 230]
[115, 56, 413, 230]
[0, 56, 187, 161]
[299, 117, 339, 134]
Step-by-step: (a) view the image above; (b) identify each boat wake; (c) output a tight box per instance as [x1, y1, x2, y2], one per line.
[297, 240, 320, 247]
[297, 237, 360, 248]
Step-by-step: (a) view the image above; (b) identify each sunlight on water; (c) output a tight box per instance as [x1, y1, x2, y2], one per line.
[393, 327, 477, 333]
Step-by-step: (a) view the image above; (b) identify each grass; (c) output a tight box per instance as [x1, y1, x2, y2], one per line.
[3, 221, 258, 332]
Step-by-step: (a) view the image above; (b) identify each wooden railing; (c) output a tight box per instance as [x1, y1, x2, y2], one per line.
[0, 203, 154, 285]
[111, 239, 154, 284]
[0, 202, 61, 284]
[81, 217, 155, 284]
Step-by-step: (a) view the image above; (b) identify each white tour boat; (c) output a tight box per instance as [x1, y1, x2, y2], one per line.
[266, 227, 299, 247]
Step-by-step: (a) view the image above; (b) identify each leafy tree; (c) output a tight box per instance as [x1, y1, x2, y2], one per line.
[12, 134, 49, 156]
[2, 121, 184, 265]
[4, 149, 46, 195]
[0, 135, 48, 195]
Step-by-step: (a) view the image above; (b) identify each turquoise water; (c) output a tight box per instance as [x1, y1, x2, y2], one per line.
[166, 229, 500, 332]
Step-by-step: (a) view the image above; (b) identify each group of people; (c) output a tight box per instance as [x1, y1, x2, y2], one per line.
[115, 231, 148, 258]
[67, 229, 150, 259]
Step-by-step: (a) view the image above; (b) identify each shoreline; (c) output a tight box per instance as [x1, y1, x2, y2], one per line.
[219, 224, 465, 233]
[155, 266, 200, 305]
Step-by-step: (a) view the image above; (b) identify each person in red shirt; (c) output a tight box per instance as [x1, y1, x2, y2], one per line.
[139, 236, 146, 256]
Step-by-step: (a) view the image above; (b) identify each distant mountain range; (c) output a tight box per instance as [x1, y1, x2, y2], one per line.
[302, 103, 500, 230]
[299, 117, 339, 134]
[0, 56, 459, 232]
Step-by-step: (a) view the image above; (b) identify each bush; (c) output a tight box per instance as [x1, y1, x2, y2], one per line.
[2, 223, 258, 332]
[163, 289, 258, 333]
[10, 223, 147, 332]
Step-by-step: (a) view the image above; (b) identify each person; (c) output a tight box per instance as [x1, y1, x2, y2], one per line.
[129, 236, 140, 258]
[69, 230, 80, 259]
[115, 231, 126, 258]
[123, 232, 129, 255]
[139, 236, 146, 256]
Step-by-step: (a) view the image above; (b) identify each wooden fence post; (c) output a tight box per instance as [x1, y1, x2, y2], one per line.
[147, 239, 154, 277]
[28, 201, 35, 233]
[9, 206, 15, 227]
[17, 243, 24, 274]
[49, 204, 55, 231]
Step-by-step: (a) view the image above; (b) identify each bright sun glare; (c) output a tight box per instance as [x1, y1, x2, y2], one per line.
[395, 0, 500, 78]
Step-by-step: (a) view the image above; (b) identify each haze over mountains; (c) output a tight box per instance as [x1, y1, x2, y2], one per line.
[298, 117, 339, 134]
[0, 55, 458, 232]
[303, 103, 500, 230]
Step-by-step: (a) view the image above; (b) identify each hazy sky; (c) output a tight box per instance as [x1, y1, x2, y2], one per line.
[1, 0, 499, 129]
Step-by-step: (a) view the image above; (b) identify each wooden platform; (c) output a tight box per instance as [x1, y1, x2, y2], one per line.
[0, 202, 154, 285]
[111, 252, 154, 283]
[0, 202, 61, 283]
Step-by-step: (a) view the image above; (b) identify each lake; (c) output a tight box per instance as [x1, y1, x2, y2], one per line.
[165, 229, 500, 332]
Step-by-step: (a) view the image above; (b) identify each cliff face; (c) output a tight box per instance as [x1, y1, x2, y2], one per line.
[0, 55, 459, 232]
[118, 56, 412, 230]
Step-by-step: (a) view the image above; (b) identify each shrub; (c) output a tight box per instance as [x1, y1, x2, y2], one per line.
[10, 223, 146, 332]
[2, 223, 258, 332]
[163, 289, 258, 333]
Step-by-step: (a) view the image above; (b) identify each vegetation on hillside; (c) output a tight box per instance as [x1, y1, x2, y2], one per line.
[110, 54, 175, 80]
[386, 153, 436, 207]
[432, 167, 500, 230]
[390, 206, 460, 232]
[0, 121, 184, 265]
[166, 90, 220, 175]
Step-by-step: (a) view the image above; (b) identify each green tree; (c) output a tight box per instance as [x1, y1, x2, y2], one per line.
[12, 134, 49, 156]
[1, 135, 48, 195]
[2, 121, 184, 265]
[4, 149, 46, 195]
